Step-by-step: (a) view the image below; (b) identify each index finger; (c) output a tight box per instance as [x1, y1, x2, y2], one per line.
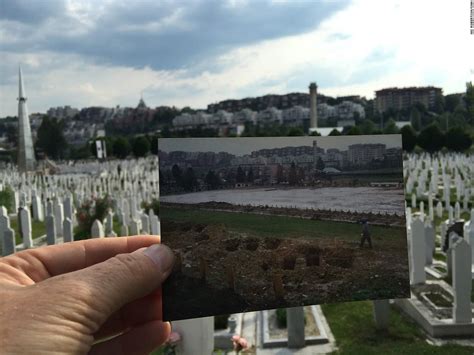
[0, 235, 161, 283]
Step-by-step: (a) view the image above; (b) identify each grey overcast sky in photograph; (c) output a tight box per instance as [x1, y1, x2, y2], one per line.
[158, 135, 402, 155]
[0, 0, 472, 116]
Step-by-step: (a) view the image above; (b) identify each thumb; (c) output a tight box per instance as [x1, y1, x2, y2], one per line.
[53, 244, 175, 324]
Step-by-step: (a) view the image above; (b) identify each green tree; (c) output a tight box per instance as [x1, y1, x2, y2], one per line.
[437, 112, 450, 132]
[445, 94, 461, 112]
[464, 81, 474, 124]
[310, 130, 322, 136]
[69, 144, 91, 160]
[346, 126, 361, 135]
[410, 107, 422, 131]
[132, 136, 150, 157]
[328, 129, 341, 136]
[112, 137, 131, 159]
[36, 117, 67, 159]
[383, 118, 399, 134]
[287, 127, 304, 136]
[400, 125, 417, 152]
[359, 119, 375, 134]
[433, 94, 445, 114]
[417, 124, 445, 152]
[445, 126, 473, 152]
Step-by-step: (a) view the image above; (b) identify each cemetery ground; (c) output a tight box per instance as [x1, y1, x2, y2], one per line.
[150, 300, 474, 355]
[161, 205, 410, 321]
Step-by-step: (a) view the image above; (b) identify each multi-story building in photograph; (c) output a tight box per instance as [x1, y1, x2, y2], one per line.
[347, 144, 386, 166]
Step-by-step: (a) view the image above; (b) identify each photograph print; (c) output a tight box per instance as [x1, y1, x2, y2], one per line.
[159, 135, 409, 321]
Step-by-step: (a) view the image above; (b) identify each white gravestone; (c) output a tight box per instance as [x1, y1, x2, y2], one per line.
[91, 219, 105, 238]
[19, 208, 33, 249]
[287, 307, 305, 348]
[447, 233, 461, 280]
[63, 218, 73, 243]
[424, 222, 435, 265]
[0, 213, 10, 253]
[449, 206, 454, 223]
[452, 238, 472, 323]
[436, 201, 443, 218]
[140, 213, 150, 234]
[455, 202, 461, 220]
[46, 200, 53, 216]
[63, 195, 73, 222]
[105, 210, 114, 235]
[150, 215, 160, 236]
[410, 218, 426, 285]
[419, 201, 425, 221]
[32, 195, 44, 222]
[120, 224, 129, 237]
[428, 194, 434, 222]
[45, 215, 56, 245]
[172, 317, 214, 355]
[129, 219, 140, 236]
[54, 201, 64, 237]
[2, 227, 16, 256]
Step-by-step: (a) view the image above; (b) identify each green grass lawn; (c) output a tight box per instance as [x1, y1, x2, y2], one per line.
[10, 217, 46, 245]
[161, 207, 406, 244]
[322, 301, 474, 355]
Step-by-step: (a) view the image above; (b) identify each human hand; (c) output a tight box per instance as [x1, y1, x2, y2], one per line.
[0, 235, 175, 354]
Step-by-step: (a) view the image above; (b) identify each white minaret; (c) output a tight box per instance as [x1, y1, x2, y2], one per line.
[309, 82, 318, 129]
[17, 66, 36, 172]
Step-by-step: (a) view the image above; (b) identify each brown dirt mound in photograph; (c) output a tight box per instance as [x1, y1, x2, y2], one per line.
[162, 222, 409, 321]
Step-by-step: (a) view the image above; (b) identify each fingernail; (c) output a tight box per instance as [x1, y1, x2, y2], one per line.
[143, 244, 175, 274]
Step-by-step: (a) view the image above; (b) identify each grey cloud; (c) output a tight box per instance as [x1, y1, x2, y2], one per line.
[1, 0, 350, 71]
[0, 0, 65, 24]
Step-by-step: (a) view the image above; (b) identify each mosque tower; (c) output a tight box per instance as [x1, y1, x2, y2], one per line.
[17, 66, 36, 172]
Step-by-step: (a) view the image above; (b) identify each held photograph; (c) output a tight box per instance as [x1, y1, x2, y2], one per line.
[159, 135, 409, 321]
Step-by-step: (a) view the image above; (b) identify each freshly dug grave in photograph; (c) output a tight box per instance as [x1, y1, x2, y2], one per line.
[162, 219, 410, 321]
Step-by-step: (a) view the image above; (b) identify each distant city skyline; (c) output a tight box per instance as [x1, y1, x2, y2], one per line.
[159, 135, 401, 156]
[1, 0, 472, 117]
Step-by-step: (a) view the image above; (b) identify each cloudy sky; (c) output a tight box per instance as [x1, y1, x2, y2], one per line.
[0, 0, 472, 117]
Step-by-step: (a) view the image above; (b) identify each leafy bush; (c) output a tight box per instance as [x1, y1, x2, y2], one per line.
[74, 195, 114, 240]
